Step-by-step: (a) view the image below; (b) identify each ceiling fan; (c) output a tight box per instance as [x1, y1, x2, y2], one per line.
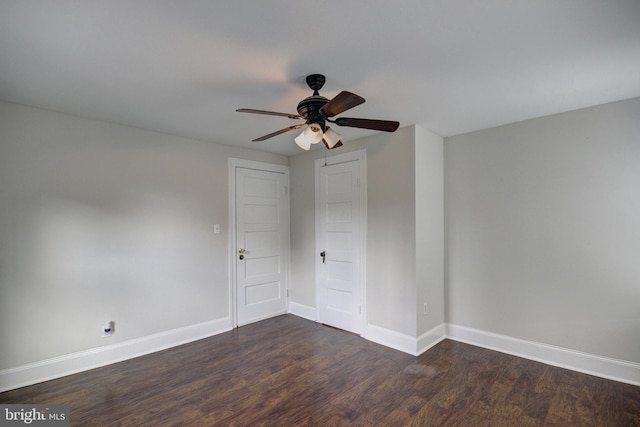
[236, 74, 400, 150]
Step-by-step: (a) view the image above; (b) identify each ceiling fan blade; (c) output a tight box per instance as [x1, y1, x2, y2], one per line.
[319, 91, 366, 117]
[236, 108, 303, 120]
[252, 124, 305, 142]
[334, 117, 400, 132]
[323, 140, 343, 149]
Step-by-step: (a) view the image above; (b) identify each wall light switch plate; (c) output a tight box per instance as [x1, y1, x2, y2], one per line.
[214, 224, 221, 234]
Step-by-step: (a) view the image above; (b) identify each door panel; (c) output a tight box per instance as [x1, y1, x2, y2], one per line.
[236, 167, 288, 326]
[317, 159, 363, 334]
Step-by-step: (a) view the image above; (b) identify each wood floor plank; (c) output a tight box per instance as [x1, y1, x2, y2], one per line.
[1, 315, 639, 426]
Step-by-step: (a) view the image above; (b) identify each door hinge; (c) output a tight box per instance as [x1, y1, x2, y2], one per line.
[286, 289, 289, 297]
[359, 305, 362, 314]
[284, 185, 288, 195]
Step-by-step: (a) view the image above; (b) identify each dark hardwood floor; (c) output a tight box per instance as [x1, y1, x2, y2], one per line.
[2, 315, 639, 426]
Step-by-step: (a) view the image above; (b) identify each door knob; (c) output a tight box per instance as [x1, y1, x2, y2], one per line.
[320, 250, 326, 263]
[238, 248, 246, 254]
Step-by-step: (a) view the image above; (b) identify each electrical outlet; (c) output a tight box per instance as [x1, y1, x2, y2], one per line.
[102, 321, 114, 337]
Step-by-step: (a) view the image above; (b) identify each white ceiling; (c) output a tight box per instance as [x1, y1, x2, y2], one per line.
[1, 1, 639, 156]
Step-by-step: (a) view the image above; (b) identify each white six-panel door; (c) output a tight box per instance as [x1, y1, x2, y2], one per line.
[316, 151, 365, 335]
[234, 166, 289, 326]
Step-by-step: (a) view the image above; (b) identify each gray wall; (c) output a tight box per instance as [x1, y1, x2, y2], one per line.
[444, 97, 640, 362]
[0, 101, 286, 369]
[416, 125, 445, 336]
[5, 92, 636, 377]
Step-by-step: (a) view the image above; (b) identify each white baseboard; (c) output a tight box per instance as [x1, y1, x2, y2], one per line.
[365, 323, 417, 355]
[326, 320, 640, 386]
[0, 317, 233, 393]
[4, 316, 637, 392]
[365, 323, 446, 356]
[288, 301, 317, 321]
[417, 324, 447, 356]
[446, 323, 640, 386]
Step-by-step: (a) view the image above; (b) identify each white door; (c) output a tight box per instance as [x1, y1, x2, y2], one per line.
[235, 166, 289, 326]
[316, 152, 365, 335]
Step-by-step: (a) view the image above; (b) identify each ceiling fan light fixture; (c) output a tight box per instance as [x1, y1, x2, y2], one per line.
[323, 126, 342, 148]
[294, 123, 323, 149]
[294, 131, 312, 150]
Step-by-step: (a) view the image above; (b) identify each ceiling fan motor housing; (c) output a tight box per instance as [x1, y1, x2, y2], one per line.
[297, 95, 329, 127]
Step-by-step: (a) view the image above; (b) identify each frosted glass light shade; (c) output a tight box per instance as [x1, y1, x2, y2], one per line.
[294, 124, 323, 150]
[294, 131, 312, 150]
[323, 127, 342, 148]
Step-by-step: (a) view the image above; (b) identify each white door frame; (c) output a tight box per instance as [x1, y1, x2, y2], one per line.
[315, 149, 367, 334]
[229, 158, 290, 328]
